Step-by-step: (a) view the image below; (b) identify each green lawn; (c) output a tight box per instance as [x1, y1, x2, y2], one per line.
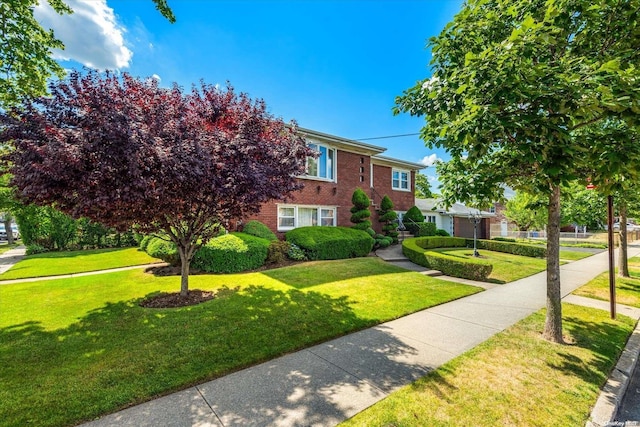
[432, 248, 592, 283]
[342, 304, 635, 427]
[573, 256, 640, 308]
[0, 257, 481, 427]
[0, 247, 161, 280]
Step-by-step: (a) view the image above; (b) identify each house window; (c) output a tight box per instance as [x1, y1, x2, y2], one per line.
[277, 205, 337, 231]
[489, 206, 496, 214]
[392, 169, 410, 191]
[307, 143, 335, 180]
[426, 215, 436, 223]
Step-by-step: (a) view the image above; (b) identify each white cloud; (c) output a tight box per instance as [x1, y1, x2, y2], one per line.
[419, 153, 441, 167]
[151, 74, 161, 82]
[34, 0, 132, 70]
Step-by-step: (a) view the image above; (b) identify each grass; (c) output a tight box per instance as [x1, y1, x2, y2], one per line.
[433, 248, 593, 283]
[573, 255, 640, 308]
[342, 303, 635, 427]
[432, 248, 547, 283]
[0, 257, 481, 427]
[0, 247, 161, 280]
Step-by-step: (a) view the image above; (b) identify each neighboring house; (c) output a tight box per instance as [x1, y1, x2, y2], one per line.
[414, 198, 494, 239]
[248, 128, 424, 236]
[487, 202, 519, 238]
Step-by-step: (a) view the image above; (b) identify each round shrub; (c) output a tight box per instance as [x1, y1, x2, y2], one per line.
[242, 220, 277, 241]
[266, 240, 291, 265]
[146, 238, 179, 265]
[435, 228, 450, 236]
[139, 235, 154, 251]
[403, 205, 425, 235]
[285, 226, 374, 260]
[192, 232, 269, 273]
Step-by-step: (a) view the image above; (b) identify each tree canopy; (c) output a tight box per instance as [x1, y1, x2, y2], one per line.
[1, 70, 310, 295]
[395, 0, 640, 342]
[414, 172, 434, 199]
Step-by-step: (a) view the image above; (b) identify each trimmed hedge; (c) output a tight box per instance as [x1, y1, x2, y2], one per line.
[242, 220, 277, 241]
[192, 232, 269, 274]
[473, 239, 546, 258]
[139, 235, 154, 251]
[402, 238, 492, 281]
[412, 236, 467, 249]
[286, 226, 374, 260]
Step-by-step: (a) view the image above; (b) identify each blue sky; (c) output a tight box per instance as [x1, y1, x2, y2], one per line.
[35, 0, 465, 187]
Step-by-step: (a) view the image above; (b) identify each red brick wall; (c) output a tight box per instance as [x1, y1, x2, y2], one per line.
[247, 150, 373, 235]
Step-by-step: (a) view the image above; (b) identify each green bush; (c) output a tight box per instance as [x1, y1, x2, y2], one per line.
[435, 228, 450, 236]
[242, 220, 277, 241]
[492, 237, 516, 242]
[402, 238, 492, 281]
[286, 226, 374, 260]
[192, 232, 269, 273]
[26, 244, 49, 255]
[414, 222, 437, 237]
[378, 195, 399, 243]
[139, 235, 154, 251]
[473, 239, 546, 258]
[403, 205, 425, 235]
[411, 236, 467, 249]
[266, 240, 290, 265]
[146, 238, 180, 266]
[287, 243, 307, 261]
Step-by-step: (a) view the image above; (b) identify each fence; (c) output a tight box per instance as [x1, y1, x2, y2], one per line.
[490, 224, 640, 245]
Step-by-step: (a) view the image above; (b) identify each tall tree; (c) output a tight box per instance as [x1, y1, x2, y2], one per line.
[415, 172, 434, 198]
[504, 191, 547, 231]
[1, 70, 310, 296]
[560, 183, 607, 231]
[396, 0, 640, 342]
[0, 0, 174, 108]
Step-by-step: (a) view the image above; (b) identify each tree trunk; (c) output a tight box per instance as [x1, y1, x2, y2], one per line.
[178, 244, 190, 297]
[3, 219, 14, 245]
[618, 201, 629, 277]
[543, 185, 564, 344]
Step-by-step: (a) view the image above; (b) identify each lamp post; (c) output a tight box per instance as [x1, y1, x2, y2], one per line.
[468, 211, 482, 257]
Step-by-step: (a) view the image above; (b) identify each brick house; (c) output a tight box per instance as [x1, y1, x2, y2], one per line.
[247, 128, 424, 236]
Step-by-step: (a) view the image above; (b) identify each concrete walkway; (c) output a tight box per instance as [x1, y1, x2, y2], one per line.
[79, 245, 640, 427]
[0, 245, 26, 274]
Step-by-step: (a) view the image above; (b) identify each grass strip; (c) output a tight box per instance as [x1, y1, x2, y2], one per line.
[0, 247, 160, 280]
[342, 303, 635, 427]
[0, 257, 480, 427]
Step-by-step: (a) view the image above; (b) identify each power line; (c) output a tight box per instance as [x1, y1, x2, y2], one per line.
[354, 132, 420, 141]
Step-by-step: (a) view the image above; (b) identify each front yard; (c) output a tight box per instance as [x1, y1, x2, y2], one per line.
[0, 256, 480, 427]
[342, 304, 635, 426]
[573, 255, 640, 308]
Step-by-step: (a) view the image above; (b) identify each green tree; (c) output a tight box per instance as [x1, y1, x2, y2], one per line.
[395, 0, 640, 342]
[415, 172, 433, 198]
[560, 183, 607, 231]
[504, 191, 546, 231]
[350, 188, 373, 235]
[378, 195, 399, 243]
[0, 0, 174, 108]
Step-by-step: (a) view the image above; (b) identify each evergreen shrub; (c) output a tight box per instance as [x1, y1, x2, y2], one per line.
[192, 232, 269, 273]
[242, 220, 277, 241]
[286, 226, 374, 260]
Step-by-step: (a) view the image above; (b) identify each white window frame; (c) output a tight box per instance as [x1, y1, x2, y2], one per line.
[392, 168, 410, 192]
[305, 142, 336, 182]
[277, 205, 337, 231]
[426, 215, 437, 223]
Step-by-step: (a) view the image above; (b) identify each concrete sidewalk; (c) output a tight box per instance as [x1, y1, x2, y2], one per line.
[81, 246, 640, 427]
[0, 245, 26, 274]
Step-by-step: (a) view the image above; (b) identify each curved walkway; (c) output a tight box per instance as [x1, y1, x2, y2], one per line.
[75, 245, 640, 427]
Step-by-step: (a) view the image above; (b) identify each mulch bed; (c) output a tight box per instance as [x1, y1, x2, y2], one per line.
[139, 289, 214, 308]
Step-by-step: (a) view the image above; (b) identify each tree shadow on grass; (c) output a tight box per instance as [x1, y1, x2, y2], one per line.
[0, 284, 425, 427]
[544, 314, 633, 387]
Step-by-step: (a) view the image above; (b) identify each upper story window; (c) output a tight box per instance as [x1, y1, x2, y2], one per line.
[307, 143, 335, 180]
[392, 169, 410, 191]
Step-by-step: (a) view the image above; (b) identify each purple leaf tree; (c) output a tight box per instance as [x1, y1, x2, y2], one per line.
[1, 70, 310, 296]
